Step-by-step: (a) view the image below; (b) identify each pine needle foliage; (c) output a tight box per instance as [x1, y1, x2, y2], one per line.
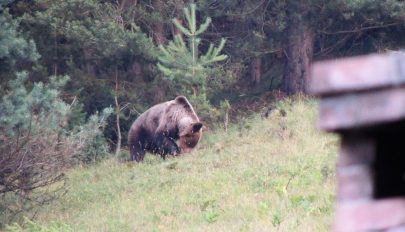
[0, 73, 112, 226]
[157, 3, 227, 95]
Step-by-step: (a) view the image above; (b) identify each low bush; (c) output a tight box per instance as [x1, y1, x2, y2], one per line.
[0, 73, 111, 227]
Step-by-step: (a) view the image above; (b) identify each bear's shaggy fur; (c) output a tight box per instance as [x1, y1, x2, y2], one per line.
[128, 96, 205, 162]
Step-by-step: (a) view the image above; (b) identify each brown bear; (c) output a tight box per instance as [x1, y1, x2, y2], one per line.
[128, 96, 205, 162]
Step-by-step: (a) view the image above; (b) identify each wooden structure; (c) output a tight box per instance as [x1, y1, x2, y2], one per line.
[309, 51, 405, 231]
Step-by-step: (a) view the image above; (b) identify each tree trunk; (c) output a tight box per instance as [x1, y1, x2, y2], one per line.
[251, 57, 262, 86]
[152, 0, 167, 103]
[152, 0, 167, 45]
[283, 23, 314, 95]
[114, 68, 121, 157]
[83, 49, 96, 77]
[173, 1, 185, 36]
[118, 0, 138, 10]
[154, 86, 165, 103]
[53, 27, 58, 76]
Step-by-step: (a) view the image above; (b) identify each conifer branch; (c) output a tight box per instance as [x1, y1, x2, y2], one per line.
[157, 3, 227, 93]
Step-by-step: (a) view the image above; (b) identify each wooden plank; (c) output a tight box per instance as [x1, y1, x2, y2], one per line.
[334, 198, 405, 232]
[309, 51, 405, 95]
[317, 86, 405, 131]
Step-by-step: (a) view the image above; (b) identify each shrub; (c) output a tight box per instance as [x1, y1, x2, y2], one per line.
[71, 108, 113, 164]
[0, 73, 111, 226]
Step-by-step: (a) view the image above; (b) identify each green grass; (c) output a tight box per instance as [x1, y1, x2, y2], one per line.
[6, 98, 338, 232]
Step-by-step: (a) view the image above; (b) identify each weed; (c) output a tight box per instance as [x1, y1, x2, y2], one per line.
[272, 210, 283, 227]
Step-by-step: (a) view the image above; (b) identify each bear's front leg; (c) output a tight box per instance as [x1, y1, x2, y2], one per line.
[130, 142, 146, 162]
[155, 132, 181, 158]
[163, 137, 181, 156]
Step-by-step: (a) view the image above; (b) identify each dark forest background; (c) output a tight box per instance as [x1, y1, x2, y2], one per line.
[1, 0, 404, 151]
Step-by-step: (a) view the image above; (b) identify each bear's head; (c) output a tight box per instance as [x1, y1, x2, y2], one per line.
[178, 122, 205, 153]
[172, 96, 206, 154]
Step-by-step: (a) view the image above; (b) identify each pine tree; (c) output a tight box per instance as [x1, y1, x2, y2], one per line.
[157, 3, 227, 96]
[0, 4, 39, 93]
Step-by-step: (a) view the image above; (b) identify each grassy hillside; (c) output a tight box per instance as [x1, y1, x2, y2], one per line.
[6, 98, 338, 232]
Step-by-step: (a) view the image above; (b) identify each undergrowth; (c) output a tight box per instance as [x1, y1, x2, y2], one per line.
[5, 98, 338, 232]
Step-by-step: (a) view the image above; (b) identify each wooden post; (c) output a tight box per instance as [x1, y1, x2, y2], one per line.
[310, 51, 405, 231]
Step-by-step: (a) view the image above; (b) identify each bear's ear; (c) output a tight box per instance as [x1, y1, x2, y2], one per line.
[191, 122, 203, 133]
[175, 96, 191, 108]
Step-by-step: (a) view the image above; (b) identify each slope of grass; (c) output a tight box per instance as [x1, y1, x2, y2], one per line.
[6, 98, 338, 232]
